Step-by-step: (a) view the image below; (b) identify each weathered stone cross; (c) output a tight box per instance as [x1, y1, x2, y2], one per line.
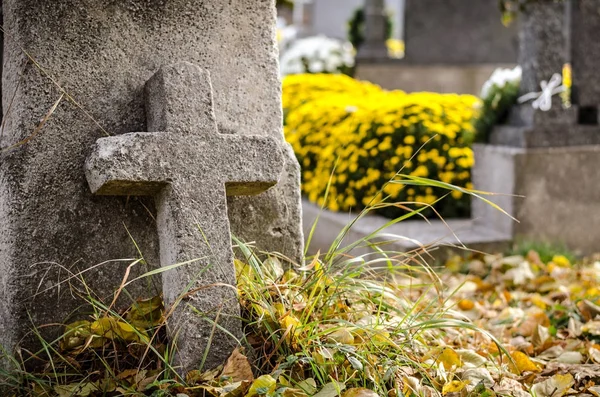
[85, 62, 284, 372]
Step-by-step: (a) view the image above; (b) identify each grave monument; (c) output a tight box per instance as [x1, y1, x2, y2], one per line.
[474, 0, 600, 254]
[0, 0, 303, 371]
[356, 0, 519, 94]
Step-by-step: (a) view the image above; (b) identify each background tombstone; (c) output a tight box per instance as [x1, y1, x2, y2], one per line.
[473, 0, 600, 254]
[401, 0, 518, 64]
[489, 0, 583, 146]
[571, 0, 600, 122]
[356, 0, 390, 60]
[355, 0, 519, 93]
[0, 0, 303, 365]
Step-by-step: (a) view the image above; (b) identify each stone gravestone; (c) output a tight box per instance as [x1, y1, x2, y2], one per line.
[85, 62, 284, 371]
[0, 0, 303, 369]
[401, 0, 518, 64]
[489, 0, 600, 147]
[356, 0, 518, 94]
[356, 0, 389, 60]
[473, 0, 600, 254]
[571, 0, 600, 121]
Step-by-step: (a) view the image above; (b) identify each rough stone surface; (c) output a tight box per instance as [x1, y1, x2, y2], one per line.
[490, 124, 600, 148]
[506, 102, 577, 127]
[0, 0, 303, 366]
[355, 63, 513, 94]
[302, 199, 511, 262]
[518, 1, 569, 95]
[401, 0, 518, 64]
[85, 62, 283, 372]
[473, 144, 600, 255]
[571, 0, 600, 110]
[510, 0, 573, 126]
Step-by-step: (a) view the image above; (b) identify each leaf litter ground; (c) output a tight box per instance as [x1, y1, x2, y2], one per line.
[7, 248, 600, 397]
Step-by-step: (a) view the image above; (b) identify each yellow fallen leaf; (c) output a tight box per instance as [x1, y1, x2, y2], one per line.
[126, 296, 164, 329]
[436, 347, 462, 370]
[458, 299, 475, 311]
[530, 373, 574, 397]
[510, 351, 541, 374]
[60, 320, 92, 350]
[91, 318, 147, 343]
[326, 328, 354, 345]
[530, 294, 548, 310]
[341, 387, 378, 397]
[551, 255, 571, 268]
[247, 375, 276, 397]
[442, 380, 469, 395]
[280, 314, 302, 342]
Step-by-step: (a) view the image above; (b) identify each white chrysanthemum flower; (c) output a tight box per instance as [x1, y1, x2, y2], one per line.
[279, 35, 355, 76]
[480, 65, 522, 99]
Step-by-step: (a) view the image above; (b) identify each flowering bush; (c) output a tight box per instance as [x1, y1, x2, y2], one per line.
[279, 35, 355, 76]
[284, 74, 481, 219]
[474, 66, 522, 142]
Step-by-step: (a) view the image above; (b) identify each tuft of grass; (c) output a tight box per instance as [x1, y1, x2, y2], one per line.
[0, 175, 513, 396]
[508, 239, 578, 264]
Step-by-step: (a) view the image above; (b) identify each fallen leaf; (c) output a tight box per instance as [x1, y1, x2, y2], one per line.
[557, 351, 583, 364]
[296, 378, 317, 395]
[326, 328, 354, 345]
[510, 351, 541, 374]
[126, 295, 164, 329]
[247, 375, 276, 397]
[495, 377, 530, 397]
[579, 300, 600, 322]
[341, 387, 378, 397]
[54, 382, 98, 397]
[461, 368, 494, 388]
[436, 347, 462, 370]
[221, 348, 254, 382]
[458, 299, 475, 311]
[532, 325, 551, 349]
[313, 381, 346, 397]
[442, 380, 468, 395]
[530, 373, 574, 397]
[456, 349, 486, 367]
[517, 309, 550, 337]
[283, 388, 309, 397]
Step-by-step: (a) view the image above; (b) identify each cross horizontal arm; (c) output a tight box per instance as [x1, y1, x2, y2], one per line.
[85, 132, 284, 197]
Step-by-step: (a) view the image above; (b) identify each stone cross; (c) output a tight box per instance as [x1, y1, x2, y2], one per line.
[85, 62, 284, 372]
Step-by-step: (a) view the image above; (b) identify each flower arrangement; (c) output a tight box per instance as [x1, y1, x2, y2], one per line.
[279, 35, 355, 76]
[474, 66, 522, 142]
[283, 74, 481, 219]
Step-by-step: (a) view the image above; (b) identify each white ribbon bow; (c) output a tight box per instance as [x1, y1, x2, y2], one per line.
[517, 73, 565, 112]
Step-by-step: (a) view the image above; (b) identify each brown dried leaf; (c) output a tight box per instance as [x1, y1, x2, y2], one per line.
[221, 348, 254, 383]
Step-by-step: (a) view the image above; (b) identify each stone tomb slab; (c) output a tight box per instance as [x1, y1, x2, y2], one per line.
[85, 62, 284, 372]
